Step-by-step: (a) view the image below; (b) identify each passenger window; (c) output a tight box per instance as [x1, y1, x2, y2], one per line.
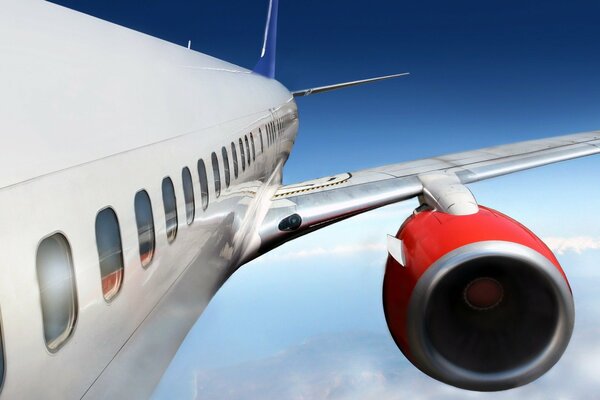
[259, 128, 264, 153]
[197, 159, 210, 210]
[95, 208, 124, 301]
[250, 133, 256, 161]
[245, 135, 251, 166]
[134, 190, 155, 268]
[36, 233, 77, 351]
[211, 152, 221, 198]
[231, 142, 239, 179]
[182, 167, 195, 225]
[222, 146, 231, 188]
[239, 139, 246, 171]
[162, 177, 178, 243]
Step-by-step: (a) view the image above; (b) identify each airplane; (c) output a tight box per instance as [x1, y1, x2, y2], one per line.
[0, 0, 599, 398]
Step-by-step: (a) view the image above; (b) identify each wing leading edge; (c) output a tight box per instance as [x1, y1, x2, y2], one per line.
[250, 130, 600, 259]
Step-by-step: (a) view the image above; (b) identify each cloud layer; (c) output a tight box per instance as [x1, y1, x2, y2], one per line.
[544, 237, 600, 254]
[190, 328, 600, 400]
[261, 236, 600, 262]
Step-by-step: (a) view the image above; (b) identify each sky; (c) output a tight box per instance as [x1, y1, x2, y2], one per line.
[49, 1, 600, 399]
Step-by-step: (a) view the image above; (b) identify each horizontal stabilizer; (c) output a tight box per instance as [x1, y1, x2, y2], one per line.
[292, 72, 409, 97]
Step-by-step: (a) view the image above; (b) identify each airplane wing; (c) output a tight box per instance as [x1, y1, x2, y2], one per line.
[254, 130, 600, 257]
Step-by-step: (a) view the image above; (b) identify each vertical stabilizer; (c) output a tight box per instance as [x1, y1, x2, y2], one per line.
[253, 0, 278, 79]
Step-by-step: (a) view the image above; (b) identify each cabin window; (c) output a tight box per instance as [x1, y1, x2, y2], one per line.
[239, 139, 246, 171]
[134, 190, 155, 268]
[231, 142, 239, 179]
[268, 122, 272, 143]
[182, 167, 195, 225]
[36, 233, 77, 351]
[245, 135, 251, 166]
[162, 177, 178, 243]
[222, 146, 231, 188]
[259, 128, 264, 153]
[250, 133, 256, 161]
[211, 152, 221, 198]
[198, 159, 209, 210]
[95, 208, 124, 301]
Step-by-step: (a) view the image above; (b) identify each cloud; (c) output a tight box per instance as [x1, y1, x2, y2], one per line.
[543, 237, 600, 255]
[260, 236, 600, 263]
[190, 327, 600, 400]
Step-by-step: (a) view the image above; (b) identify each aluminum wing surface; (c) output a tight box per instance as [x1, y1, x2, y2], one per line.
[254, 131, 600, 257]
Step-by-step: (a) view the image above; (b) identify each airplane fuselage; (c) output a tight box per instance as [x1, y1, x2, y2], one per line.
[0, 1, 297, 398]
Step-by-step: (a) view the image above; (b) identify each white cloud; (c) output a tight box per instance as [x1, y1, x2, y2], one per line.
[260, 236, 600, 263]
[189, 327, 600, 400]
[543, 237, 600, 255]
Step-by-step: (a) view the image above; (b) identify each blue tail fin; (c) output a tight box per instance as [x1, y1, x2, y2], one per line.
[253, 0, 278, 79]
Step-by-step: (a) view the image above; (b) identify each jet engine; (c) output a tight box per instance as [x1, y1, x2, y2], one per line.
[383, 206, 574, 391]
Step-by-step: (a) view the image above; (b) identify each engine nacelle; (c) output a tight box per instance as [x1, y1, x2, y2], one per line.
[383, 206, 574, 391]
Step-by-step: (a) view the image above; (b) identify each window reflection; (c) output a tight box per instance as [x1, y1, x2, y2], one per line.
[162, 177, 178, 243]
[96, 208, 124, 301]
[134, 190, 156, 267]
[36, 233, 77, 351]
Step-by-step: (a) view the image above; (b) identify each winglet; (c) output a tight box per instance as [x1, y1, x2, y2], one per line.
[253, 0, 279, 79]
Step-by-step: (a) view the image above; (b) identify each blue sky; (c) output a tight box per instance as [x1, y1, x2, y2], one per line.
[50, 1, 600, 398]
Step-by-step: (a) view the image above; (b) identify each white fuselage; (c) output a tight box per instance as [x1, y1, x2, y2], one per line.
[0, 1, 297, 398]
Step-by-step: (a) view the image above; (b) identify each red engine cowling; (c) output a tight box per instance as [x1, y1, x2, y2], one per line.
[383, 206, 574, 392]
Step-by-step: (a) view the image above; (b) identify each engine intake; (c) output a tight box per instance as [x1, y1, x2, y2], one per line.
[383, 206, 574, 391]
